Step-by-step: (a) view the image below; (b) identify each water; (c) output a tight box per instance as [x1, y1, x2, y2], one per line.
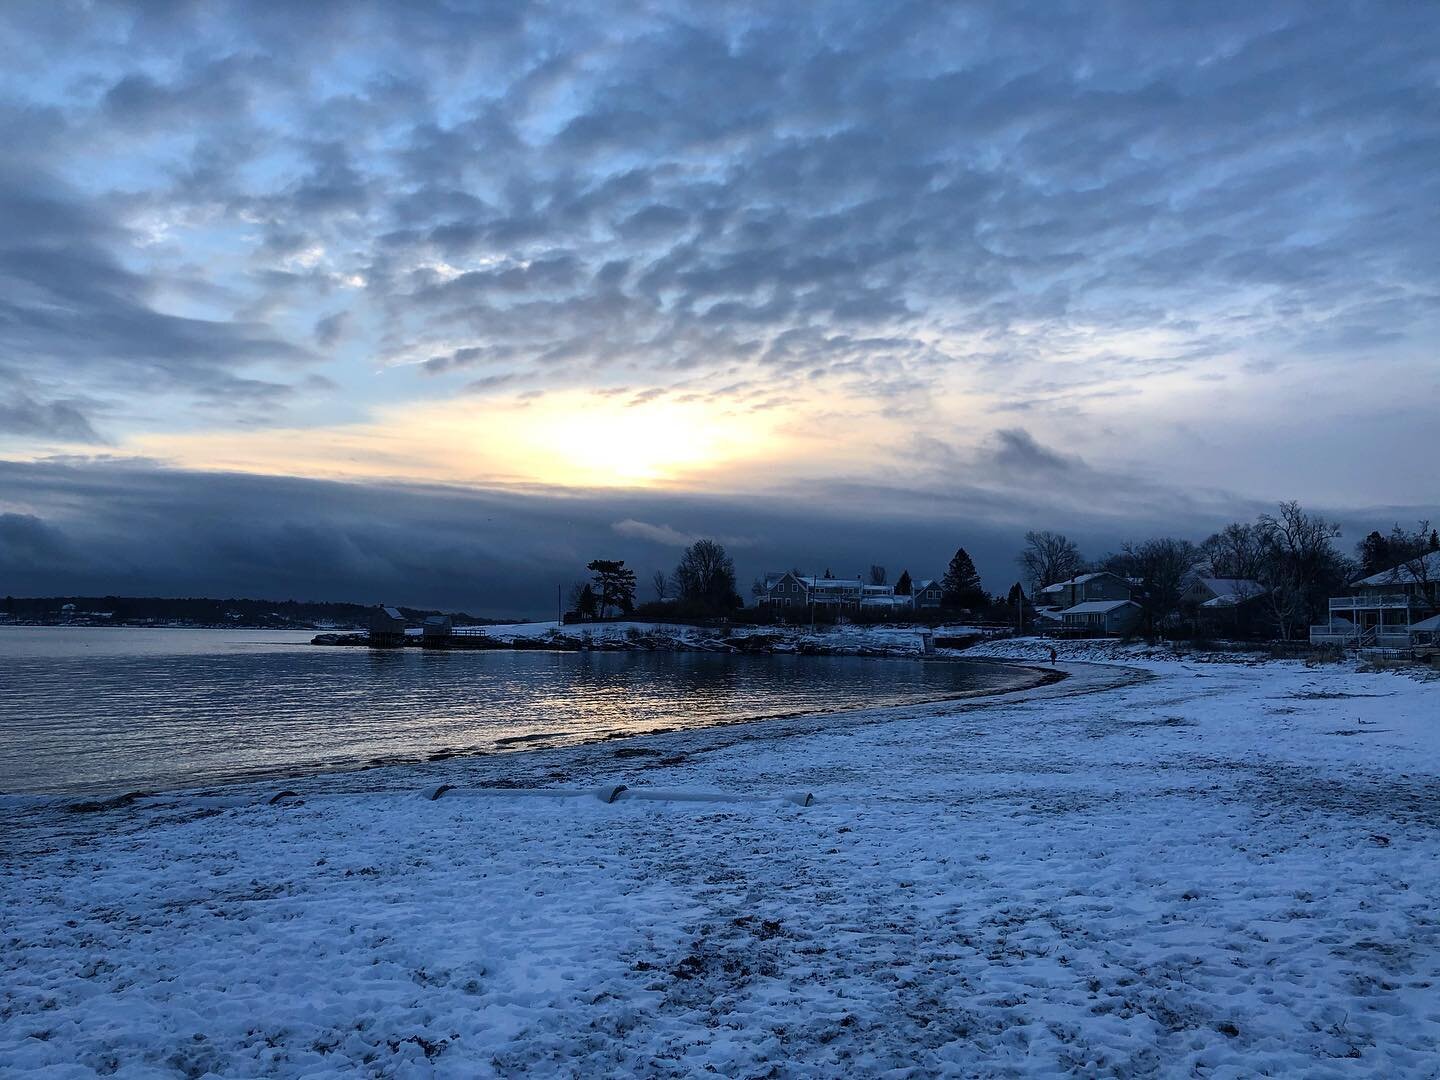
[0, 626, 1033, 796]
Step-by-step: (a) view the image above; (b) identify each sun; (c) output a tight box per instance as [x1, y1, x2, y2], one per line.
[514, 396, 769, 487]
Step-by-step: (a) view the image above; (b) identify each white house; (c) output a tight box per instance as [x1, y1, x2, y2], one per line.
[1310, 551, 1440, 649]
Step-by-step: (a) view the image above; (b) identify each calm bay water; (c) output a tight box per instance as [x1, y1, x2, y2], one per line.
[0, 626, 1031, 795]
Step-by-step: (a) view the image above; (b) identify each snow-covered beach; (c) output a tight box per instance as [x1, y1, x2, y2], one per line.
[4, 645, 1439, 1077]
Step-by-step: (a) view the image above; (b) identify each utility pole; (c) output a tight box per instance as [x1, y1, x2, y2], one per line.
[809, 569, 816, 634]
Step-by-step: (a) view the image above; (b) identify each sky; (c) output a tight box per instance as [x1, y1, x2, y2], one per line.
[1, 1, 1437, 616]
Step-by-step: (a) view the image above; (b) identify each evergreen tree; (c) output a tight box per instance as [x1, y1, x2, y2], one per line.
[894, 570, 912, 596]
[941, 548, 986, 609]
[587, 559, 637, 617]
[1006, 582, 1026, 606]
[1431, 529, 1439, 552]
[576, 584, 599, 620]
[1357, 530, 1392, 575]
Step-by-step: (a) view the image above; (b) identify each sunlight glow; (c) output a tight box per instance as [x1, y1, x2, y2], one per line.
[121, 392, 789, 491]
[514, 398, 758, 485]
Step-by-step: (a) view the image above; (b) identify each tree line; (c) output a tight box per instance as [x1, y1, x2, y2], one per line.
[566, 504, 1436, 637]
[1012, 504, 1438, 640]
[568, 539, 743, 621]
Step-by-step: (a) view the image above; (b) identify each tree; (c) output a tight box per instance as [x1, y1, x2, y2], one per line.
[894, 570, 912, 596]
[575, 583, 599, 621]
[869, 565, 887, 586]
[1255, 501, 1350, 640]
[823, 568, 834, 579]
[673, 539, 742, 614]
[586, 559, 637, 617]
[1200, 523, 1266, 580]
[1378, 521, 1439, 607]
[1431, 529, 1439, 553]
[1016, 530, 1085, 594]
[1356, 530, 1393, 576]
[651, 570, 669, 602]
[941, 548, 986, 609]
[1106, 537, 1198, 635]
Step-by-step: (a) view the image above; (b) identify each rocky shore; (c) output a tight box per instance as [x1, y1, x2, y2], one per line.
[313, 621, 997, 657]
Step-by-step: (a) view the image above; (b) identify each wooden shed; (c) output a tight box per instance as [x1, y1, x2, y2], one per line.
[369, 605, 407, 647]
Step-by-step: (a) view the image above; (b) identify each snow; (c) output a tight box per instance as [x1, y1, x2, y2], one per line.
[4, 644, 1440, 1076]
[1352, 551, 1440, 588]
[1056, 599, 1137, 615]
[444, 620, 996, 655]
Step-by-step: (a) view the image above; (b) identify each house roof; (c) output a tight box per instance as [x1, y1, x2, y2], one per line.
[1060, 599, 1137, 615]
[1040, 572, 1120, 593]
[1352, 551, 1440, 588]
[381, 606, 404, 620]
[1408, 614, 1440, 632]
[1196, 578, 1265, 606]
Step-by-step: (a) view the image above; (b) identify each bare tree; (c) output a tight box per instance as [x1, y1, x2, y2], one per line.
[673, 539, 742, 614]
[1200, 522, 1266, 580]
[1017, 530, 1085, 593]
[869, 565, 887, 586]
[651, 570, 669, 602]
[566, 580, 589, 610]
[1256, 501, 1349, 639]
[1379, 520, 1438, 606]
[1129, 538, 1199, 634]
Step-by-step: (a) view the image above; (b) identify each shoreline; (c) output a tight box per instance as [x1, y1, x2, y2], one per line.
[5, 657, 1068, 806]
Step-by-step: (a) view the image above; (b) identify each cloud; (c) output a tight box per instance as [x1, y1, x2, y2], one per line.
[611, 519, 758, 550]
[0, 0, 1434, 510]
[0, 392, 104, 444]
[986, 428, 1084, 476]
[1, 458, 1434, 616]
[611, 519, 698, 547]
[0, 511, 77, 570]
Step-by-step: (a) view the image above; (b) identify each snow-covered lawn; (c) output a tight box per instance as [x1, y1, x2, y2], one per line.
[4, 649, 1439, 1076]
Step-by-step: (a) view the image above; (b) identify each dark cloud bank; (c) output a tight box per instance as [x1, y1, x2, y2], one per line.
[3, 458, 1432, 618]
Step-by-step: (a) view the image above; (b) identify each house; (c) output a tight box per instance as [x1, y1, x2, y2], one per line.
[1037, 572, 1133, 611]
[1408, 614, 1440, 648]
[910, 579, 944, 610]
[757, 572, 927, 614]
[1059, 599, 1143, 637]
[1185, 577, 1265, 608]
[369, 605, 407, 647]
[1186, 576, 1268, 637]
[1310, 551, 1440, 649]
[859, 583, 910, 613]
[756, 572, 864, 611]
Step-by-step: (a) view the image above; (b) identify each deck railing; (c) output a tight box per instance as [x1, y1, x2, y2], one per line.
[1309, 626, 1412, 647]
[1328, 594, 1415, 610]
